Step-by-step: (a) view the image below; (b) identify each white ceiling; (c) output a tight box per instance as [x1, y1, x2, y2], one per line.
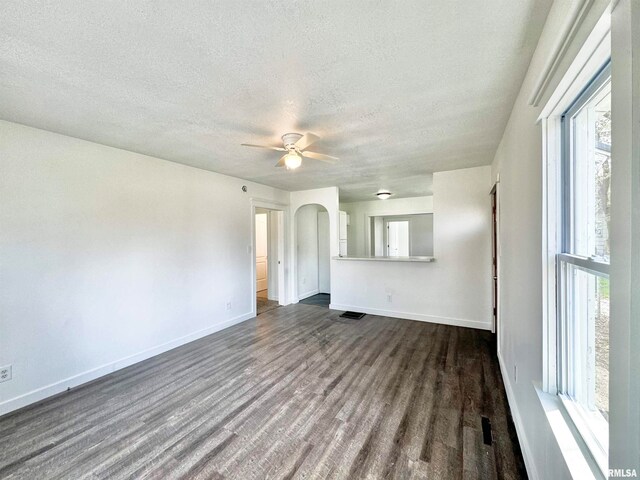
[0, 1, 551, 202]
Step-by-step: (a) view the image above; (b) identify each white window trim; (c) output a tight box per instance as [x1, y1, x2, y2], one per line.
[540, 6, 611, 479]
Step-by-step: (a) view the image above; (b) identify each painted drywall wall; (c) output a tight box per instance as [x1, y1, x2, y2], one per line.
[296, 204, 321, 299]
[610, 0, 640, 471]
[373, 217, 384, 256]
[408, 214, 433, 256]
[290, 187, 339, 301]
[340, 196, 433, 256]
[489, 1, 615, 478]
[0, 120, 290, 415]
[267, 210, 280, 300]
[331, 166, 492, 330]
[318, 212, 330, 293]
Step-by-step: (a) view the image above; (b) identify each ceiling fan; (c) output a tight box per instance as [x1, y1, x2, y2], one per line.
[241, 133, 339, 169]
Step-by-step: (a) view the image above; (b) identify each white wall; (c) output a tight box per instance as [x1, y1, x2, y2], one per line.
[331, 166, 492, 330]
[373, 217, 384, 256]
[340, 196, 433, 256]
[610, 0, 640, 472]
[0, 120, 290, 416]
[296, 204, 321, 299]
[489, 1, 616, 478]
[408, 214, 433, 256]
[318, 211, 330, 293]
[267, 210, 280, 300]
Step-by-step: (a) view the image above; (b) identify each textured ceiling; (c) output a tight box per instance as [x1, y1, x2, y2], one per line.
[0, 1, 551, 202]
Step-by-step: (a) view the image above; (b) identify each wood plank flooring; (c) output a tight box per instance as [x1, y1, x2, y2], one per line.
[0, 304, 526, 479]
[256, 294, 279, 316]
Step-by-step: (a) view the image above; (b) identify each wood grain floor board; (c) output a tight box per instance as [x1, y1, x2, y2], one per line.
[0, 304, 527, 479]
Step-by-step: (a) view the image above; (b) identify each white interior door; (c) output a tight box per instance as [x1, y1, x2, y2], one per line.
[387, 221, 409, 256]
[255, 213, 268, 292]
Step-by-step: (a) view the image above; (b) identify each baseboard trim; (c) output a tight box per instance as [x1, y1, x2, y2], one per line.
[298, 289, 320, 301]
[328, 303, 491, 330]
[497, 350, 539, 480]
[0, 312, 255, 417]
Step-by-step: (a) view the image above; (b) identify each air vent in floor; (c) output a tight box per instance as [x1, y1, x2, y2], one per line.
[481, 416, 493, 446]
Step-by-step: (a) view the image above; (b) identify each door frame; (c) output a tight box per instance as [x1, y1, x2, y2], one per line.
[251, 199, 288, 317]
[490, 183, 500, 340]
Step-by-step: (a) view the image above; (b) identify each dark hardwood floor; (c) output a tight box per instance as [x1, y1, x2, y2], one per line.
[0, 304, 526, 479]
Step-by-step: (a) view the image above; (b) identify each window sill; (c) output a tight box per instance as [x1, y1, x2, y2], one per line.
[535, 385, 605, 480]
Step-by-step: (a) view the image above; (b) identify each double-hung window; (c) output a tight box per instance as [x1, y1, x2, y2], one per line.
[557, 63, 611, 471]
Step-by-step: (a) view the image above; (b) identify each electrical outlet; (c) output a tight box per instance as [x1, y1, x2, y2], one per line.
[302, 277, 306, 285]
[0, 365, 12, 383]
[226, 302, 232, 311]
[387, 294, 392, 303]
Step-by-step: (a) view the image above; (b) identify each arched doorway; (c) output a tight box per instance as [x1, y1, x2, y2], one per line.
[294, 203, 330, 307]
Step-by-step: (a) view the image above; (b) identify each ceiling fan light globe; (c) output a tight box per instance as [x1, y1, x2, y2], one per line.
[284, 152, 302, 170]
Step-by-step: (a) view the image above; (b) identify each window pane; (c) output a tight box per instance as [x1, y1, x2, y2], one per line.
[564, 264, 609, 422]
[595, 276, 609, 420]
[568, 82, 611, 260]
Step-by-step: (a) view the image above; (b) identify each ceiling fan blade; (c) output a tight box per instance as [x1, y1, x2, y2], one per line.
[241, 143, 286, 152]
[301, 151, 339, 163]
[275, 155, 287, 167]
[295, 133, 320, 151]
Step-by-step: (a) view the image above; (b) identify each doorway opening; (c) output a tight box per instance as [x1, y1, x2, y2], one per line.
[294, 204, 331, 308]
[254, 206, 285, 316]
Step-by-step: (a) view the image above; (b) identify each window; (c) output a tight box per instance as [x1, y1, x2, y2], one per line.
[557, 64, 611, 471]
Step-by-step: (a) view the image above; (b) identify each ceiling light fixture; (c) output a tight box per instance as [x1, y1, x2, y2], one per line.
[283, 152, 302, 170]
[376, 190, 392, 200]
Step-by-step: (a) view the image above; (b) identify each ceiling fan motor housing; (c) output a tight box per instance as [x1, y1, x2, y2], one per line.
[281, 133, 303, 150]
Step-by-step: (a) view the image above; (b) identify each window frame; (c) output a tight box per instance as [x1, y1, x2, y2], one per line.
[539, 8, 612, 478]
[555, 62, 611, 475]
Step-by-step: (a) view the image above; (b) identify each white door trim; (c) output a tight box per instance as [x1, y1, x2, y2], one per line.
[250, 198, 289, 317]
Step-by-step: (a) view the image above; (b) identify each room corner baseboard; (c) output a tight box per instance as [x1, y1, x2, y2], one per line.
[298, 289, 320, 301]
[328, 303, 491, 330]
[497, 350, 539, 480]
[0, 312, 254, 418]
